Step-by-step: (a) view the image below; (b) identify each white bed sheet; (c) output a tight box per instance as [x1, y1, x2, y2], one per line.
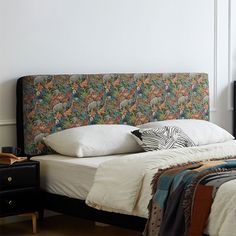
[32, 154, 126, 200]
[32, 141, 236, 236]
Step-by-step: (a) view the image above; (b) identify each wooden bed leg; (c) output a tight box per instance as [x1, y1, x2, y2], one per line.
[32, 212, 37, 234]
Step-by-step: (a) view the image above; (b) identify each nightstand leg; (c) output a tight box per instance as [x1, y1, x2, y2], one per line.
[32, 212, 37, 234]
[20, 212, 37, 234]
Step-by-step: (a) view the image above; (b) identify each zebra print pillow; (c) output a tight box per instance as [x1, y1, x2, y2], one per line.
[131, 126, 195, 151]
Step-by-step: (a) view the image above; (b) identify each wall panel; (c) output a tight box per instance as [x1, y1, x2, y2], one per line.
[0, 0, 234, 145]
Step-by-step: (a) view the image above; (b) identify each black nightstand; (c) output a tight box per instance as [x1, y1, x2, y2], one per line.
[0, 160, 40, 233]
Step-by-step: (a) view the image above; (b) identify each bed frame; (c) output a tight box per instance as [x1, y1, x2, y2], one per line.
[16, 73, 209, 231]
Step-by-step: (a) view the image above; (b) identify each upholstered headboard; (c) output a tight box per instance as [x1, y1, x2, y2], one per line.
[16, 73, 209, 156]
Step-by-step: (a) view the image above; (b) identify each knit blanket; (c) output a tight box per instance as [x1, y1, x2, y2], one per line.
[144, 158, 236, 236]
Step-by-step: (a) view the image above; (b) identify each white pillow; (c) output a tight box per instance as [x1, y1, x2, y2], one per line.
[43, 124, 143, 157]
[138, 119, 234, 146]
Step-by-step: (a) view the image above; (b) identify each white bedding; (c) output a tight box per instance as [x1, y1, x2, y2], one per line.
[205, 179, 236, 236]
[33, 141, 236, 235]
[32, 154, 125, 200]
[86, 140, 236, 235]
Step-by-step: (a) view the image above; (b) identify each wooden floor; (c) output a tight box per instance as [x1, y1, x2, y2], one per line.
[0, 214, 142, 236]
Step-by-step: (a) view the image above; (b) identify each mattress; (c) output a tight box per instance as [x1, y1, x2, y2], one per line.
[32, 154, 126, 200]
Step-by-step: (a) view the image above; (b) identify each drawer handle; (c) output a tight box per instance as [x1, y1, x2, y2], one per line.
[7, 177, 13, 182]
[8, 200, 13, 206]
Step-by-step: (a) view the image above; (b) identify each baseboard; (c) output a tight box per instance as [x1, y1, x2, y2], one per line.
[0, 210, 59, 225]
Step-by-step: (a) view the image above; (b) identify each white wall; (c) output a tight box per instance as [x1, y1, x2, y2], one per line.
[0, 0, 235, 146]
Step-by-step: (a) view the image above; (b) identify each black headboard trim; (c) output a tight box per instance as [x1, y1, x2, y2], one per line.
[16, 77, 25, 156]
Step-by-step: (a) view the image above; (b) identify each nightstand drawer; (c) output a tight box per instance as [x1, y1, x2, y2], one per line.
[0, 164, 38, 190]
[0, 188, 39, 216]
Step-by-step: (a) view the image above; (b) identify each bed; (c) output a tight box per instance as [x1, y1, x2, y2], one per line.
[16, 73, 236, 235]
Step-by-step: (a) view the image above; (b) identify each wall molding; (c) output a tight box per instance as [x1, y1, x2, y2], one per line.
[227, 0, 233, 111]
[211, 0, 218, 112]
[212, 0, 232, 112]
[0, 119, 16, 127]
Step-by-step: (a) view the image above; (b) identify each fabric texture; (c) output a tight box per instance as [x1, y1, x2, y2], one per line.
[188, 184, 213, 236]
[20, 73, 209, 155]
[144, 160, 236, 236]
[85, 140, 236, 218]
[43, 124, 142, 157]
[138, 119, 234, 146]
[31, 154, 122, 200]
[189, 172, 236, 236]
[206, 178, 236, 236]
[131, 126, 195, 151]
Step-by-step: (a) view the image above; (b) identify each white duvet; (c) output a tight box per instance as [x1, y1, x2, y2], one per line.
[86, 140, 236, 235]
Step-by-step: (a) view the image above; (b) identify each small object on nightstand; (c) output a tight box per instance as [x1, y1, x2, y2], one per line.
[1, 146, 21, 156]
[0, 153, 27, 165]
[0, 160, 40, 234]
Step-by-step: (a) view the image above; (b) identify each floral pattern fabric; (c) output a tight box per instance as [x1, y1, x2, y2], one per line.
[21, 73, 209, 155]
